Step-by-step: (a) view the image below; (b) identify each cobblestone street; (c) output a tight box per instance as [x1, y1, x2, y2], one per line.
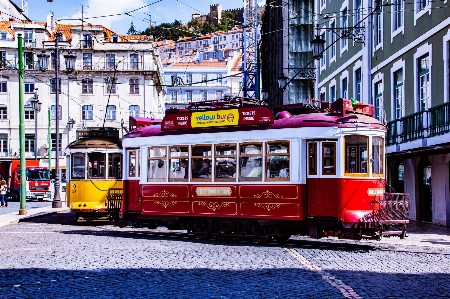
[0, 213, 449, 299]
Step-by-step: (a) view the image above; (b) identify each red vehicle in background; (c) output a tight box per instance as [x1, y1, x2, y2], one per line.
[0, 160, 51, 201]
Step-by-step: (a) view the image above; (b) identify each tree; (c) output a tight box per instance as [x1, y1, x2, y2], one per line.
[200, 21, 216, 35]
[127, 22, 138, 35]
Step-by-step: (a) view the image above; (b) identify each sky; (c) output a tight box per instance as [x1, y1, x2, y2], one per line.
[17, 0, 258, 35]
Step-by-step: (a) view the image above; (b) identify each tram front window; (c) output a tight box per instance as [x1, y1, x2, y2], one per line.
[71, 153, 86, 179]
[372, 136, 384, 175]
[88, 152, 106, 179]
[108, 153, 122, 179]
[344, 135, 368, 175]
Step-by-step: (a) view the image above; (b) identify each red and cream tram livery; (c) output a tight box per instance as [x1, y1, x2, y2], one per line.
[119, 98, 408, 240]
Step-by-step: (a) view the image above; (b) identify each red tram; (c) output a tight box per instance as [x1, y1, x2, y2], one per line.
[117, 97, 409, 240]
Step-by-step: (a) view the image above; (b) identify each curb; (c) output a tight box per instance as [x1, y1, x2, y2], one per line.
[0, 207, 70, 227]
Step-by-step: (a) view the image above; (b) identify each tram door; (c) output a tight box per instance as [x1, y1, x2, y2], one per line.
[306, 141, 339, 217]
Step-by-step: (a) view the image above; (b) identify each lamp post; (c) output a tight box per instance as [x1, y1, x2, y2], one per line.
[37, 32, 76, 208]
[30, 89, 42, 160]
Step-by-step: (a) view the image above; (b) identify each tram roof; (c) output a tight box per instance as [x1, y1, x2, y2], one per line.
[67, 137, 122, 149]
[124, 98, 385, 139]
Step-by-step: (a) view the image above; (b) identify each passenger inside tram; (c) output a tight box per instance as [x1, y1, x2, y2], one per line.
[193, 159, 211, 178]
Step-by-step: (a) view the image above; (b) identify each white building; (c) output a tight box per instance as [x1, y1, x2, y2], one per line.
[163, 49, 242, 109]
[0, 17, 165, 171]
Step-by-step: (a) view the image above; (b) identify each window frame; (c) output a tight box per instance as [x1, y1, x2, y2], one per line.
[169, 145, 189, 182]
[344, 135, 369, 177]
[214, 143, 237, 182]
[322, 142, 336, 175]
[148, 146, 167, 182]
[191, 144, 212, 182]
[82, 78, 94, 94]
[265, 141, 290, 181]
[239, 142, 263, 182]
[82, 105, 93, 120]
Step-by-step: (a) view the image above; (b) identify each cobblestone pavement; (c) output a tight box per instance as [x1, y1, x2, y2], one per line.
[0, 213, 449, 299]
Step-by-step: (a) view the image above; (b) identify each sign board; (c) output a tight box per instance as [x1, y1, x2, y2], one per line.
[162, 106, 274, 131]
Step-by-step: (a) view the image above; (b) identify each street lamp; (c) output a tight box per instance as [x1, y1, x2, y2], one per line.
[277, 74, 288, 91]
[37, 32, 76, 209]
[30, 89, 42, 160]
[311, 32, 326, 60]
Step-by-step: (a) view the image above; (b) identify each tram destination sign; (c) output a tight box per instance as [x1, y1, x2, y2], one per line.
[161, 106, 274, 131]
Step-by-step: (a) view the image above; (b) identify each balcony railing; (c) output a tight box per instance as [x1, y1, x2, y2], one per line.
[387, 102, 450, 146]
[429, 101, 450, 137]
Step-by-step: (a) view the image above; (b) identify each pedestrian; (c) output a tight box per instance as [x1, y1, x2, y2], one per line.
[0, 179, 7, 207]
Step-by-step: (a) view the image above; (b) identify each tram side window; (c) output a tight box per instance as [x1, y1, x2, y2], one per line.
[71, 153, 86, 179]
[215, 143, 237, 181]
[344, 136, 368, 175]
[128, 150, 139, 178]
[169, 146, 189, 181]
[266, 141, 290, 180]
[239, 143, 262, 181]
[372, 137, 384, 176]
[308, 142, 317, 175]
[88, 152, 106, 179]
[108, 153, 122, 179]
[322, 142, 336, 175]
[148, 147, 167, 181]
[192, 145, 212, 180]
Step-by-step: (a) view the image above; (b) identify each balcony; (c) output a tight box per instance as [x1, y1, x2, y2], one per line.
[387, 102, 450, 146]
[61, 62, 156, 72]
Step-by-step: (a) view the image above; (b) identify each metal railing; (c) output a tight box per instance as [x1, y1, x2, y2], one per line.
[386, 103, 450, 145]
[429, 101, 450, 137]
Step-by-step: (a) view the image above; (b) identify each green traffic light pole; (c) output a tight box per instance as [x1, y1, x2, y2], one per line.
[18, 34, 26, 215]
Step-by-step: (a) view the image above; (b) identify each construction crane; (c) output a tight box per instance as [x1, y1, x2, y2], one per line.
[242, 0, 258, 99]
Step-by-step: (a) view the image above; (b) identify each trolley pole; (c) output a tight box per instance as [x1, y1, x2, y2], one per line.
[18, 34, 26, 215]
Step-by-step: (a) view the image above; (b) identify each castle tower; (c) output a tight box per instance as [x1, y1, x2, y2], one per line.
[209, 4, 222, 25]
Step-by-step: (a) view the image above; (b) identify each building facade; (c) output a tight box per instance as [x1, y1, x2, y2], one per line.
[0, 17, 165, 173]
[261, 0, 315, 106]
[315, 0, 450, 226]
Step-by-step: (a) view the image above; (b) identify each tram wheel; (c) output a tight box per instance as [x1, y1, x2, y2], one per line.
[273, 235, 291, 243]
[250, 236, 270, 244]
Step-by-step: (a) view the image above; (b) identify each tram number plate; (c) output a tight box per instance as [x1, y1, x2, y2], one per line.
[367, 188, 384, 196]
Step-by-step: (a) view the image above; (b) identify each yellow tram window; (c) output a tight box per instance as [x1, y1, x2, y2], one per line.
[71, 153, 86, 179]
[344, 135, 368, 176]
[239, 143, 262, 181]
[372, 136, 384, 176]
[266, 141, 290, 181]
[169, 146, 189, 181]
[148, 147, 167, 181]
[191, 145, 212, 181]
[215, 143, 237, 182]
[108, 153, 122, 179]
[88, 152, 106, 179]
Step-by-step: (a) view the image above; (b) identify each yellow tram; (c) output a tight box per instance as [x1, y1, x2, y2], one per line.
[66, 128, 122, 221]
